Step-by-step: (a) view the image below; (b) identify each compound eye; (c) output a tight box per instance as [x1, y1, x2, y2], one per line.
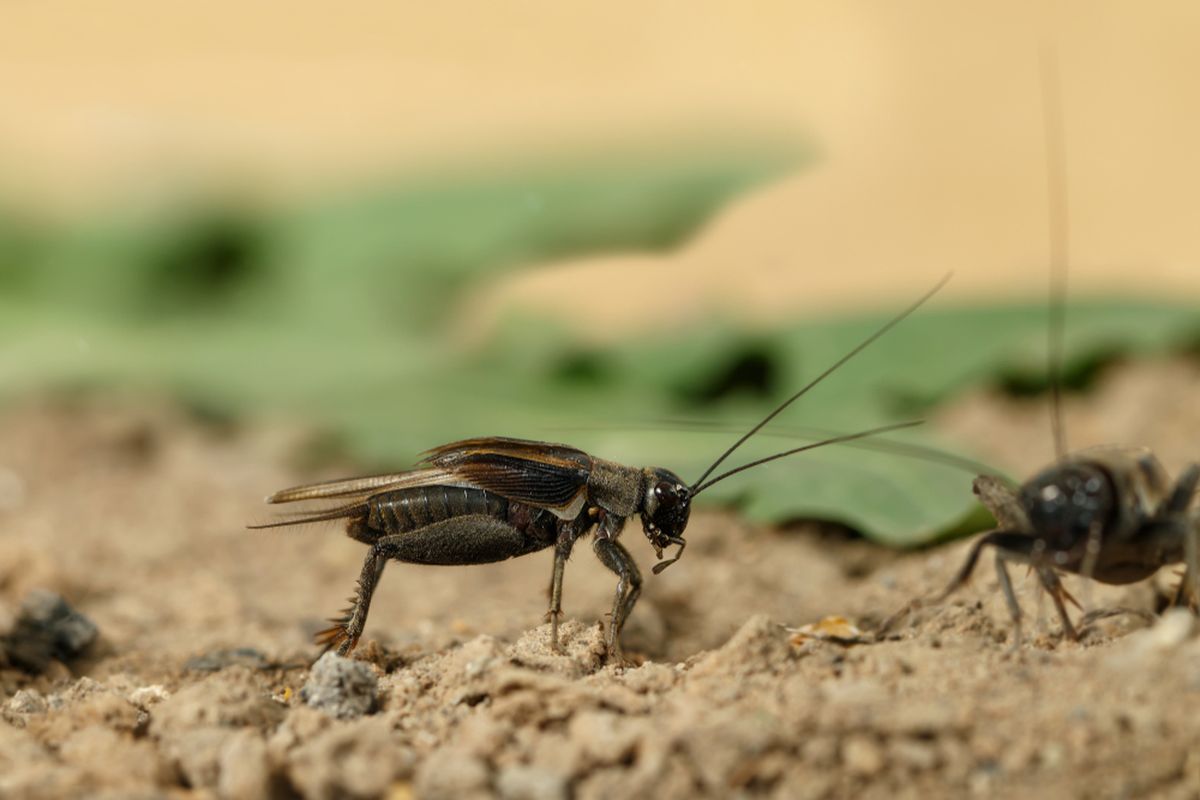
[655, 481, 686, 502]
[651, 482, 673, 508]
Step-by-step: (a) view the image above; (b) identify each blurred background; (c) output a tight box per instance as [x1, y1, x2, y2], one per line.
[2, 0, 1200, 545]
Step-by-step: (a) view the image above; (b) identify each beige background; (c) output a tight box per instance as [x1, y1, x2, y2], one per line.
[2, 1, 1198, 331]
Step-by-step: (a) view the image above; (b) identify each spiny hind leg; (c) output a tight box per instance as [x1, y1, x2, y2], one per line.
[374, 514, 551, 566]
[593, 537, 642, 663]
[320, 515, 553, 655]
[316, 549, 387, 655]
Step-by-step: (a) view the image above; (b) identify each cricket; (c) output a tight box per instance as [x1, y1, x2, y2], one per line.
[892, 52, 1200, 646]
[252, 278, 948, 660]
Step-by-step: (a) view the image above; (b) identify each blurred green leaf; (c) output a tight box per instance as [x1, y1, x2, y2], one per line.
[2, 145, 797, 331]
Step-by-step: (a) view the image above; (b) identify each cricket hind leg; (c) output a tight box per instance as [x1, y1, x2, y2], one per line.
[316, 549, 387, 655]
[318, 514, 555, 655]
[593, 537, 642, 663]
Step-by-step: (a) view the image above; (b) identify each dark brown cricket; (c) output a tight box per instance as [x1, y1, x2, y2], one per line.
[894, 52, 1200, 646]
[252, 279, 948, 660]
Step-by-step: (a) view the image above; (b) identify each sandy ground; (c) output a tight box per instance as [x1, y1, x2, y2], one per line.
[3, 358, 1200, 799]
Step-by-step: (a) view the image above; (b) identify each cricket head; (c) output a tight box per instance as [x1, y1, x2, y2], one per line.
[1019, 462, 1116, 552]
[640, 467, 690, 573]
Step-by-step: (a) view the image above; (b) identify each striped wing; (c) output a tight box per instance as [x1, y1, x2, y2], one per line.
[264, 467, 460, 504]
[257, 436, 593, 525]
[419, 436, 593, 517]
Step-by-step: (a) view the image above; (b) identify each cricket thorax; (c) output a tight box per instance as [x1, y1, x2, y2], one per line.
[585, 458, 645, 518]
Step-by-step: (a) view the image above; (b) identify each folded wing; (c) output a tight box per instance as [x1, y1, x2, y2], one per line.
[257, 437, 594, 526]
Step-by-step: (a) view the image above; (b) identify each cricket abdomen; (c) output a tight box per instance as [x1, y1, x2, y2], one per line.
[368, 484, 503, 532]
[355, 485, 559, 548]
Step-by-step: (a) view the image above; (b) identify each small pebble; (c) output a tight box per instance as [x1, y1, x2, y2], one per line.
[129, 685, 171, 708]
[300, 652, 378, 719]
[841, 734, 886, 776]
[8, 689, 47, 715]
[2, 590, 98, 672]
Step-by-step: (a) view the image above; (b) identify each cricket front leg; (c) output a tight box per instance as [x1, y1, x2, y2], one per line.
[593, 537, 642, 663]
[1037, 567, 1079, 641]
[994, 552, 1024, 652]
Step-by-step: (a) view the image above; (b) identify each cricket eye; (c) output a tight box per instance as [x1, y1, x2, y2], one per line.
[648, 481, 690, 538]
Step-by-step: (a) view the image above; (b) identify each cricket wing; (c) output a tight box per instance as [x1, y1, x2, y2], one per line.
[264, 468, 460, 504]
[419, 437, 593, 518]
[248, 499, 370, 529]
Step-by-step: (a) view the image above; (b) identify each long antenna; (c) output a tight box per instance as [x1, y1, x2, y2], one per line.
[1041, 45, 1069, 460]
[690, 273, 951, 490]
[692, 420, 923, 495]
[554, 418, 996, 477]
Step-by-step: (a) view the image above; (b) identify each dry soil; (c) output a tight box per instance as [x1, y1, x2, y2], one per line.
[3, 358, 1200, 799]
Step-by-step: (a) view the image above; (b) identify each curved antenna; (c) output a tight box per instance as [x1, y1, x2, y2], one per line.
[1041, 45, 1069, 460]
[690, 273, 951, 490]
[553, 418, 996, 478]
[692, 419, 922, 496]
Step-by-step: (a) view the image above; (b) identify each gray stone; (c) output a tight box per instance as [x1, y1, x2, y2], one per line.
[300, 652, 378, 719]
[2, 590, 98, 672]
